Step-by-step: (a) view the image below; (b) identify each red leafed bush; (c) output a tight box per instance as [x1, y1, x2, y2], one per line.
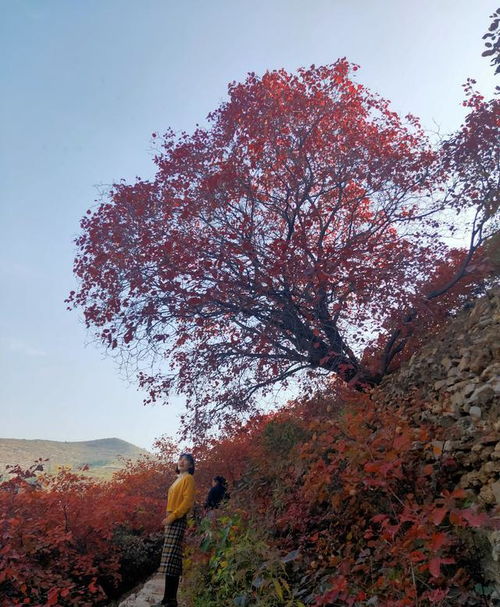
[0, 455, 173, 606]
[297, 395, 493, 605]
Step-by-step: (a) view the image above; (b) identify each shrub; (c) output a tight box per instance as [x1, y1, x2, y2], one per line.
[183, 511, 305, 606]
[0, 455, 171, 605]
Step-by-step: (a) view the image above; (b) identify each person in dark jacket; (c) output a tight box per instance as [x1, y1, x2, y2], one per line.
[204, 475, 229, 510]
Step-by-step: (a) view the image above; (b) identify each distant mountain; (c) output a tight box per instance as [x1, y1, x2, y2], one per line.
[0, 437, 150, 480]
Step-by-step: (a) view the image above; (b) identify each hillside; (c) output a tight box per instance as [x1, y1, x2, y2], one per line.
[178, 289, 500, 605]
[0, 437, 149, 480]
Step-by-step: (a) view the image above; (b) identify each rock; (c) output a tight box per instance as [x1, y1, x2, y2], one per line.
[487, 377, 500, 395]
[469, 406, 482, 419]
[493, 480, 500, 506]
[434, 379, 448, 391]
[469, 350, 492, 374]
[441, 356, 456, 371]
[464, 451, 482, 465]
[450, 392, 464, 408]
[482, 460, 500, 475]
[460, 471, 482, 488]
[489, 529, 500, 564]
[468, 384, 495, 407]
[477, 317, 493, 328]
[464, 382, 479, 397]
[458, 355, 471, 372]
[377, 288, 499, 592]
[479, 484, 496, 505]
[456, 416, 475, 434]
[479, 434, 500, 446]
[481, 447, 495, 460]
[117, 572, 166, 606]
[449, 379, 477, 395]
[451, 439, 475, 451]
[481, 363, 500, 381]
[440, 413, 459, 427]
[468, 301, 486, 324]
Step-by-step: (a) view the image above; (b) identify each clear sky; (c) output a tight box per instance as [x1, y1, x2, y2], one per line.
[0, 1, 496, 450]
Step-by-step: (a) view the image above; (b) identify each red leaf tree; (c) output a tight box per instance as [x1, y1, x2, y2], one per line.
[68, 60, 497, 435]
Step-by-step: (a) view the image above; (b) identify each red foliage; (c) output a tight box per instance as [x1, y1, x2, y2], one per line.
[296, 399, 494, 604]
[3, 392, 493, 605]
[190, 388, 496, 605]
[0, 454, 174, 606]
[68, 60, 497, 436]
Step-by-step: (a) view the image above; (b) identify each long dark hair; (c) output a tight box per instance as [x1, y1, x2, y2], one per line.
[175, 452, 195, 475]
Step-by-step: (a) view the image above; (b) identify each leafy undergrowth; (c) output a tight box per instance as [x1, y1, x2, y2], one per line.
[182, 387, 498, 606]
[182, 513, 299, 606]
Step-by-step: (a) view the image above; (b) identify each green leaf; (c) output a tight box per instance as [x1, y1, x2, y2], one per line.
[273, 579, 284, 600]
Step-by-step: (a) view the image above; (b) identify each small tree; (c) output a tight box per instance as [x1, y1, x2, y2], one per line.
[69, 60, 497, 435]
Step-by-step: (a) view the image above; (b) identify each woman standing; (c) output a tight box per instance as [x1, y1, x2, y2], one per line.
[155, 453, 196, 607]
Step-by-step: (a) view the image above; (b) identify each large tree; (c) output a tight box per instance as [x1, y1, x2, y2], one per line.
[69, 60, 498, 435]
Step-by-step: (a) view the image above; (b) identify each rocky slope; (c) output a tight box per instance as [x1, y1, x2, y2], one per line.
[377, 288, 500, 587]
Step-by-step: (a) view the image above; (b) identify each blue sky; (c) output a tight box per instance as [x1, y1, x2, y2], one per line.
[0, 1, 496, 450]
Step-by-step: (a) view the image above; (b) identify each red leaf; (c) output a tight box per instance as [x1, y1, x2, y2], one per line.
[425, 588, 449, 602]
[430, 531, 448, 552]
[449, 510, 463, 526]
[47, 589, 59, 606]
[422, 464, 434, 476]
[430, 508, 447, 525]
[409, 550, 426, 562]
[460, 508, 489, 527]
[429, 557, 442, 578]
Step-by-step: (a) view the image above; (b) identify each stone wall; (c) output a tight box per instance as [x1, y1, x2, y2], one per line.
[378, 288, 500, 587]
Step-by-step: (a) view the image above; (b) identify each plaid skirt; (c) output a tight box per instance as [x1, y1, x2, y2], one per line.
[159, 516, 187, 576]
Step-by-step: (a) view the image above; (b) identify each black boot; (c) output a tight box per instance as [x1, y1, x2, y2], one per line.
[160, 575, 179, 606]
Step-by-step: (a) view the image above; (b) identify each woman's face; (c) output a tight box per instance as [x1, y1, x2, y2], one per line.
[177, 456, 191, 473]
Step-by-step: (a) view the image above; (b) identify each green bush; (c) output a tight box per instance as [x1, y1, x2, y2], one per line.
[184, 512, 304, 606]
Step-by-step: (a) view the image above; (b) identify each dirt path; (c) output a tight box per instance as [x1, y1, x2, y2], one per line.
[116, 573, 163, 606]
[116, 572, 188, 607]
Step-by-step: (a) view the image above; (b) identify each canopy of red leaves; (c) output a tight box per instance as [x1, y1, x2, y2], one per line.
[68, 60, 497, 436]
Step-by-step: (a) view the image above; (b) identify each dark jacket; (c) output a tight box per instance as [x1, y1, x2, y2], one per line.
[204, 483, 228, 509]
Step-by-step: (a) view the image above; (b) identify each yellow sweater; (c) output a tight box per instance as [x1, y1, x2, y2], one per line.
[167, 473, 195, 520]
